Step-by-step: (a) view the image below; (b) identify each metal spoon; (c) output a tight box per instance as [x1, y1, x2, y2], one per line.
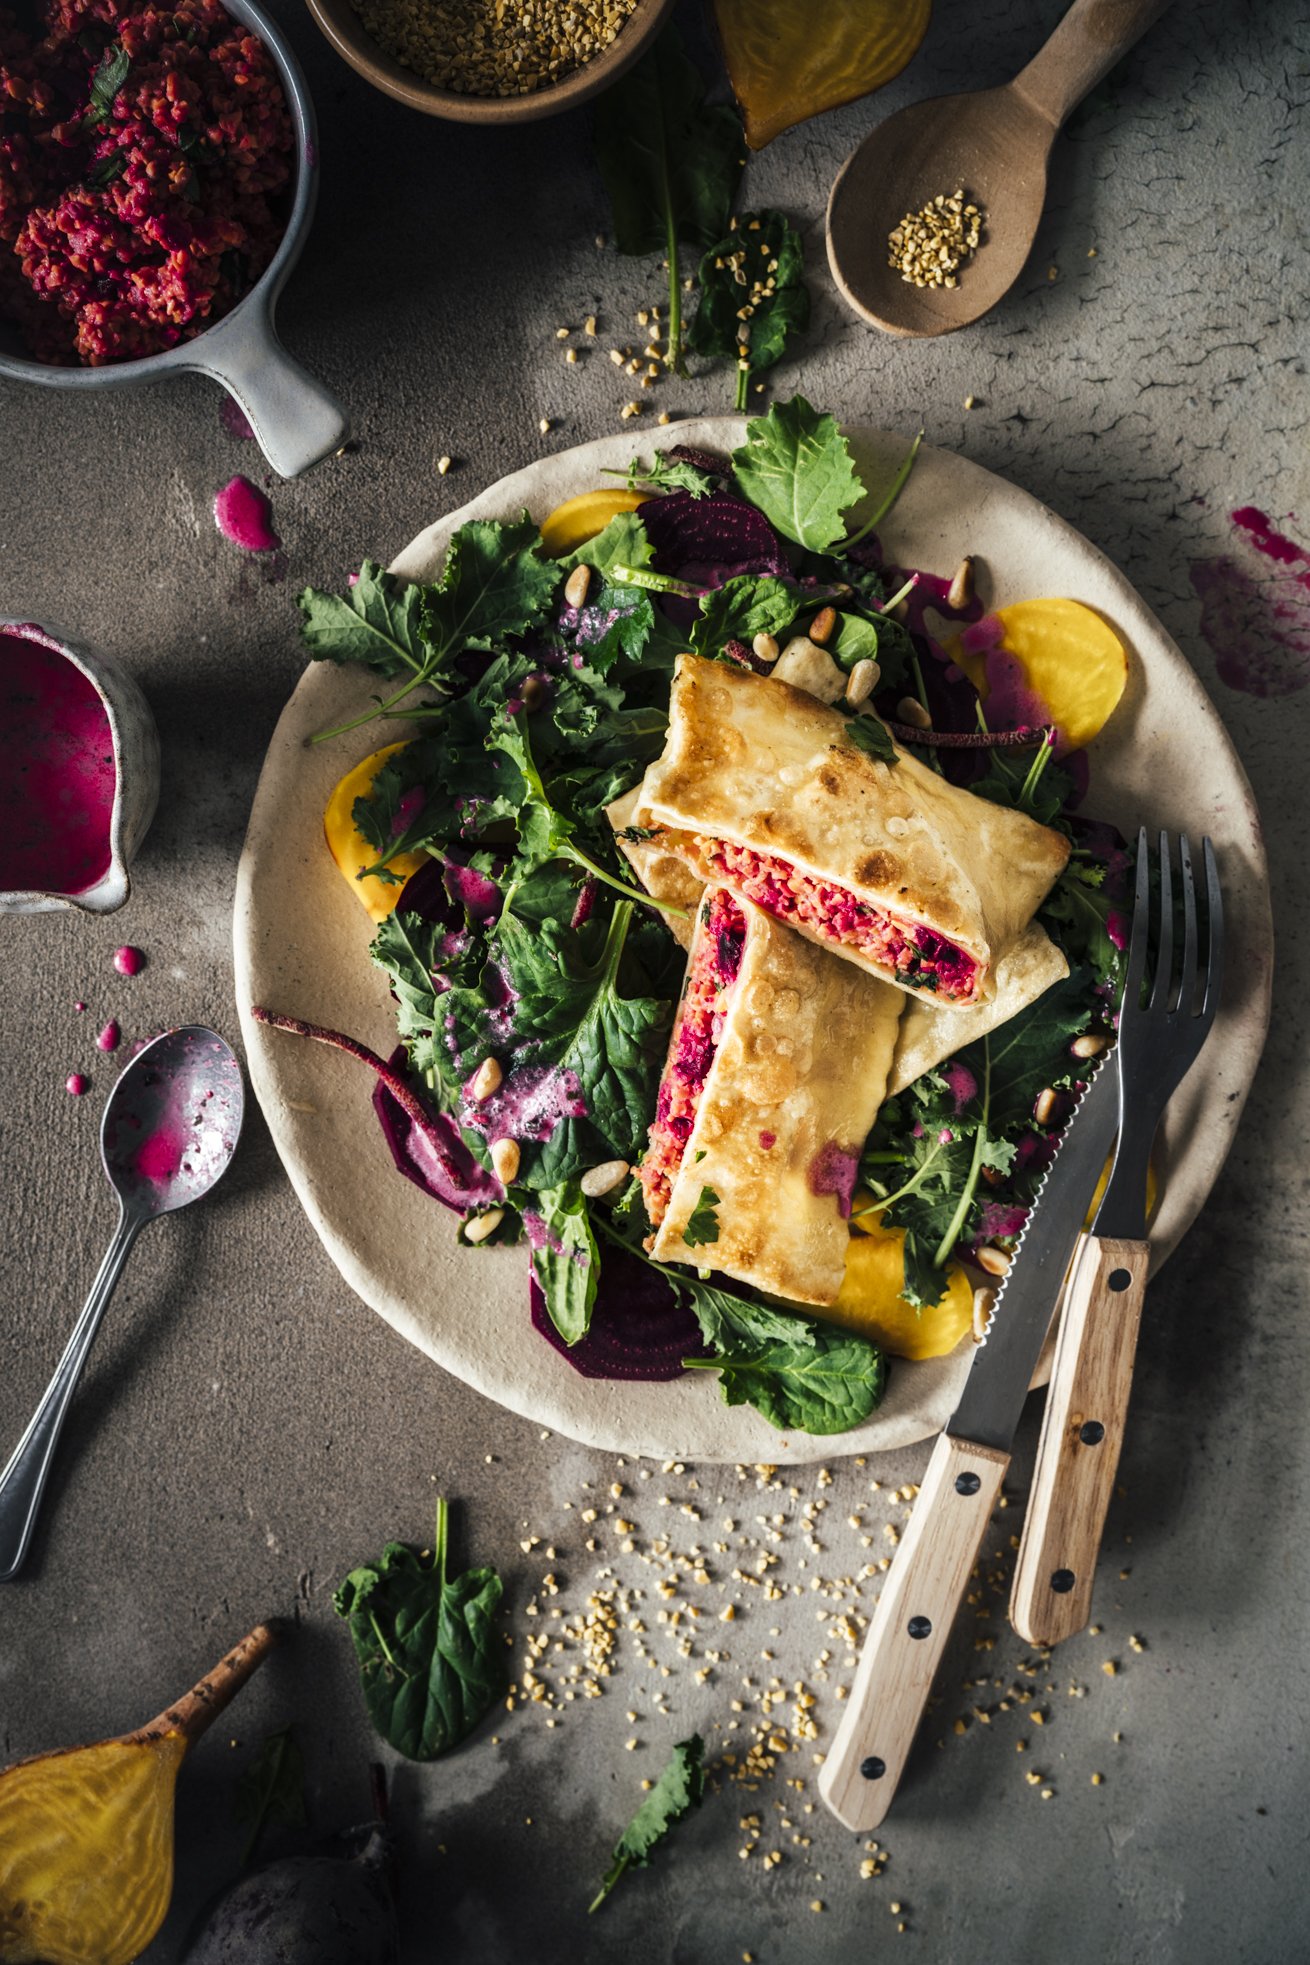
[826, 0, 1173, 339]
[0, 1026, 243, 1580]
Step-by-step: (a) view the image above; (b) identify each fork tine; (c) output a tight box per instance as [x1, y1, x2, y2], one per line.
[1177, 835, 1198, 1016]
[1121, 826, 1151, 1016]
[1200, 837, 1224, 1025]
[1148, 830, 1173, 1012]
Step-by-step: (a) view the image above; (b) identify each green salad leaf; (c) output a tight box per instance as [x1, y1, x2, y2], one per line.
[688, 209, 810, 411]
[590, 1735, 706, 1913]
[606, 450, 717, 498]
[845, 715, 899, 766]
[298, 560, 430, 678]
[234, 1728, 307, 1867]
[682, 1185, 721, 1247]
[334, 1499, 505, 1761]
[527, 1180, 599, 1344]
[83, 40, 130, 127]
[731, 396, 865, 553]
[594, 26, 743, 374]
[560, 509, 654, 578]
[690, 573, 802, 657]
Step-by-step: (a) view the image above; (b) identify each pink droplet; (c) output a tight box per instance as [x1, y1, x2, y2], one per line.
[74, 1000, 86, 1013]
[96, 1018, 121, 1052]
[214, 475, 280, 554]
[66, 1073, 88, 1096]
[113, 945, 145, 976]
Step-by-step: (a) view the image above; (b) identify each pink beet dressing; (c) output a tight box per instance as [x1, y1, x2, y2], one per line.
[65, 1073, 88, 1097]
[113, 945, 145, 976]
[96, 1019, 121, 1052]
[135, 1126, 186, 1183]
[214, 476, 280, 553]
[0, 628, 116, 898]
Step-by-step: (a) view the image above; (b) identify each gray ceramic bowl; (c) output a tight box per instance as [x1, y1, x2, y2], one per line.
[0, 0, 347, 480]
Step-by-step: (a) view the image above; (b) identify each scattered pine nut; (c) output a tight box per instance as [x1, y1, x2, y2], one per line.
[845, 658, 879, 708]
[947, 556, 975, 610]
[470, 1057, 503, 1101]
[1034, 1087, 1059, 1127]
[581, 1158, 630, 1198]
[584, 315, 597, 336]
[1072, 1033, 1108, 1058]
[895, 695, 932, 730]
[437, 454, 452, 475]
[555, 327, 570, 340]
[964, 394, 976, 410]
[538, 417, 552, 435]
[976, 1246, 1011, 1278]
[564, 564, 591, 609]
[809, 605, 837, 645]
[752, 631, 779, 664]
[565, 347, 578, 363]
[490, 1137, 521, 1186]
[464, 1208, 504, 1245]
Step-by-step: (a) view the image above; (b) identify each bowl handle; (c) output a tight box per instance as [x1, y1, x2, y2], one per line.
[195, 299, 349, 480]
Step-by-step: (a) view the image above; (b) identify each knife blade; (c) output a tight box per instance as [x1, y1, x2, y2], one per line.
[819, 1059, 1120, 1833]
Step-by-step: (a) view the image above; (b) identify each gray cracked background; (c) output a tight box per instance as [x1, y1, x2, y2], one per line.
[2, 0, 1309, 1959]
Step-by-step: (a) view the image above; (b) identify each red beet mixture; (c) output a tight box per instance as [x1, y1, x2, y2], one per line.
[0, 0, 292, 364]
[703, 837, 980, 1004]
[640, 889, 747, 1227]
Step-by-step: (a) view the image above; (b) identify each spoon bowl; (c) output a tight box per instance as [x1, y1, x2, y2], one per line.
[102, 1027, 245, 1219]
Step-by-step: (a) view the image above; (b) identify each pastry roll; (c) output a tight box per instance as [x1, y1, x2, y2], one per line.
[642, 886, 901, 1306]
[639, 654, 1070, 1008]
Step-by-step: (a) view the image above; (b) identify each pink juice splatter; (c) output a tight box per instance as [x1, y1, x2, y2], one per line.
[1190, 506, 1310, 698]
[214, 476, 280, 554]
[113, 945, 145, 976]
[96, 1019, 120, 1052]
[219, 396, 255, 441]
[0, 627, 116, 898]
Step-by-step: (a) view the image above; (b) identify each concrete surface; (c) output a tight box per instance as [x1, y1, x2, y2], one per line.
[2, 1, 1308, 1960]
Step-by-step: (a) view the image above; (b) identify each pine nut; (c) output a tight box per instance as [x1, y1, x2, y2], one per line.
[464, 1208, 504, 1245]
[896, 695, 932, 730]
[947, 556, 975, 610]
[580, 1158, 630, 1198]
[976, 1246, 1012, 1278]
[522, 674, 546, 712]
[470, 1057, 503, 1101]
[564, 564, 591, 609]
[845, 658, 880, 708]
[972, 1286, 995, 1342]
[1034, 1087, 1059, 1127]
[1072, 1033, 1108, 1059]
[752, 632, 779, 665]
[490, 1137, 521, 1186]
[809, 605, 837, 645]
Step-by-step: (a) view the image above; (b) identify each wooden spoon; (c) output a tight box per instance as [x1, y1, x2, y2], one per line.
[826, 0, 1174, 338]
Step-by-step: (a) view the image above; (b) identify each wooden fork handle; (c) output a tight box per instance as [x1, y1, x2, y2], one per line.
[1010, 1234, 1150, 1646]
[819, 1432, 1008, 1831]
[1014, 0, 1175, 130]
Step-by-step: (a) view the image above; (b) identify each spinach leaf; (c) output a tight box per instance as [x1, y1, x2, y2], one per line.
[334, 1499, 505, 1762]
[845, 715, 899, 766]
[594, 26, 743, 374]
[731, 396, 865, 554]
[830, 608, 914, 691]
[526, 1180, 599, 1343]
[691, 1324, 887, 1434]
[83, 41, 130, 127]
[234, 1728, 307, 1867]
[690, 573, 801, 657]
[688, 209, 809, 411]
[589, 1735, 705, 1912]
[682, 1185, 721, 1248]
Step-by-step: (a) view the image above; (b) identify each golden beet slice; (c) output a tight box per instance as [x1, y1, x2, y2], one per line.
[713, 0, 932, 149]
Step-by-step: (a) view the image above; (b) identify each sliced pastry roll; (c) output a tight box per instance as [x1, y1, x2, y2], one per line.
[642, 886, 901, 1307]
[639, 654, 1070, 1008]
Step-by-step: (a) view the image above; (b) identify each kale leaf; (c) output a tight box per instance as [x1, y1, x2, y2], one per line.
[298, 560, 430, 677]
[334, 1498, 505, 1761]
[731, 396, 865, 554]
[590, 1735, 706, 1912]
[688, 209, 810, 411]
[606, 450, 717, 498]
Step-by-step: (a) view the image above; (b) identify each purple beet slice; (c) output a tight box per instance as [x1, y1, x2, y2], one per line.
[530, 1243, 709, 1382]
[374, 1046, 500, 1214]
[639, 489, 791, 629]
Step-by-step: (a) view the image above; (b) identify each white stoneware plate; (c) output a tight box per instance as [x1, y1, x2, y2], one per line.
[234, 418, 1272, 1463]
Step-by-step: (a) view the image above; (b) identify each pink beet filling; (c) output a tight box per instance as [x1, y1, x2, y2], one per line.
[0, 629, 116, 897]
[641, 890, 746, 1226]
[703, 839, 979, 1003]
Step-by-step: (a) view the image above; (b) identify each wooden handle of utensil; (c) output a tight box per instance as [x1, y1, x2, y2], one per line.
[1010, 1234, 1150, 1646]
[818, 1432, 1008, 1831]
[1013, 0, 1174, 130]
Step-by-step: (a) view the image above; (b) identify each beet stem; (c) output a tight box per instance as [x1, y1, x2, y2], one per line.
[135, 1620, 283, 1748]
[886, 721, 1048, 750]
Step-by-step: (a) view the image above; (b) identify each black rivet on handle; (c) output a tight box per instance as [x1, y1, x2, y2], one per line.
[860, 1756, 886, 1781]
[1108, 1268, 1132, 1292]
[955, 1472, 981, 1495]
[1050, 1568, 1076, 1594]
[1080, 1420, 1106, 1446]
[907, 1615, 932, 1639]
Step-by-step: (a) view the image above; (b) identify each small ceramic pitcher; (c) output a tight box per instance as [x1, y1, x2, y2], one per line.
[0, 620, 160, 915]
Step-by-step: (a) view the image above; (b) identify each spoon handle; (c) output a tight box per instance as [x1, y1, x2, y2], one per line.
[0, 1204, 142, 1581]
[1013, 0, 1174, 129]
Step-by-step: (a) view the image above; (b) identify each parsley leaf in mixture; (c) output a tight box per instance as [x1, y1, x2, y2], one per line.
[682, 1185, 721, 1247]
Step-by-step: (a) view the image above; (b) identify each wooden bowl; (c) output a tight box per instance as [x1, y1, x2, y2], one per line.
[304, 0, 676, 121]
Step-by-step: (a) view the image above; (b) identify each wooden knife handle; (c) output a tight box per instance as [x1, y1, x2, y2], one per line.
[819, 1432, 1008, 1831]
[1010, 1234, 1150, 1646]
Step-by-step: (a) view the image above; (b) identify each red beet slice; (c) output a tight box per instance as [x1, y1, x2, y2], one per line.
[373, 1046, 500, 1213]
[530, 1243, 709, 1382]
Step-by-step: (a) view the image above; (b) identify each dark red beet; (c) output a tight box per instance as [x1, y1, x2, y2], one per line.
[373, 1047, 500, 1214]
[639, 489, 790, 630]
[396, 856, 501, 927]
[530, 1243, 709, 1381]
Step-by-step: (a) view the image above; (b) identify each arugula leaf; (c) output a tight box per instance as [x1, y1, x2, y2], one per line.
[606, 450, 716, 498]
[731, 397, 865, 554]
[83, 41, 130, 127]
[589, 1735, 705, 1913]
[334, 1498, 505, 1761]
[526, 1180, 598, 1343]
[234, 1728, 307, 1867]
[845, 715, 899, 766]
[688, 209, 810, 411]
[682, 1185, 721, 1248]
[690, 573, 801, 657]
[593, 26, 743, 374]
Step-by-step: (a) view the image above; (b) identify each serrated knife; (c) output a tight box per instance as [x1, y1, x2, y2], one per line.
[818, 1063, 1119, 1832]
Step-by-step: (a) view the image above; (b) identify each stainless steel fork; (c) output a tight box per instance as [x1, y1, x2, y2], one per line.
[1010, 828, 1224, 1645]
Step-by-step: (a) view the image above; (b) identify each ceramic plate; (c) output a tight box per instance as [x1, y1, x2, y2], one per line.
[233, 419, 1271, 1463]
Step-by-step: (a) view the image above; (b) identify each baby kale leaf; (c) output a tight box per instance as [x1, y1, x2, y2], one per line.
[590, 1735, 706, 1912]
[731, 396, 865, 554]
